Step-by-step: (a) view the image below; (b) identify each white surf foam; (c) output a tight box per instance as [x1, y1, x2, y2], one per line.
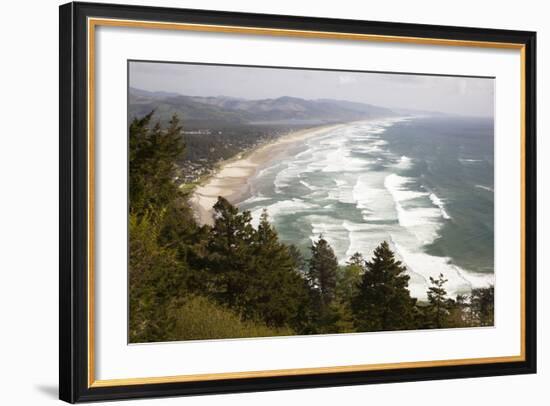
[255, 162, 283, 179]
[250, 198, 318, 228]
[395, 155, 413, 170]
[322, 147, 370, 173]
[309, 216, 351, 262]
[351, 174, 396, 222]
[299, 180, 319, 191]
[239, 195, 271, 205]
[273, 162, 306, 193]
[429, 192, 451, 220]
[326, 178, 354, 204]
[384, 174, 443, 244]
[384, 174, 427, 202]
[342, 220, 387, 260]
[391, 241, 475, 300]
[475, 184, 494, 192]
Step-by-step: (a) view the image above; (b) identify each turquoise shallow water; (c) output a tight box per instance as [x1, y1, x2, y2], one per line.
[238, 116, 494, 300]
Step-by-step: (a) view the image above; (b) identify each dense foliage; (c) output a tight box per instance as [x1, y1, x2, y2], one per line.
[351, 242, 417, 332]
[129, 112, 495, 343]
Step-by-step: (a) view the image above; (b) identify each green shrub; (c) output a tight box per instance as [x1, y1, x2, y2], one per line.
[174, 296, 294, 340]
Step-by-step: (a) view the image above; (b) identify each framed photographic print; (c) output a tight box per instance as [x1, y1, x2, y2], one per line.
[59, 1, 537, 403]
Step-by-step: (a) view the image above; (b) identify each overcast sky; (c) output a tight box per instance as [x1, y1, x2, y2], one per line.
[129, 61, 494, 117]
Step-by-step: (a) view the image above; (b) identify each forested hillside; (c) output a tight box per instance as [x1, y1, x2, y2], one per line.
[129, 87, 396, 127]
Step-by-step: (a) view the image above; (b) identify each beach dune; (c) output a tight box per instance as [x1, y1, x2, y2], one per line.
[189, 124, 342, 225]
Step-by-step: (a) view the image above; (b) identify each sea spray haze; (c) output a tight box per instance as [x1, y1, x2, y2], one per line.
[128, 60, 495, 342]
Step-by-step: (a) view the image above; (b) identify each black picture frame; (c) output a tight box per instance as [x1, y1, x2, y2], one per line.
[59, 1, 537, 403]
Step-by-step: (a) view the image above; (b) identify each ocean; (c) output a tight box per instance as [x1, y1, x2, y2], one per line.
[237, 116, 494, 300]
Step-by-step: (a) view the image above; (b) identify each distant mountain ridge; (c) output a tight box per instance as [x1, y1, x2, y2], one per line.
[129, 87, 398, 127]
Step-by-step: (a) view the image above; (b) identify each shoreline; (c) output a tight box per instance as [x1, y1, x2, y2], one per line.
[188, 123, 345, 225]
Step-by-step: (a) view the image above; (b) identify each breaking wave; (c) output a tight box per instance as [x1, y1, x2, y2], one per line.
[240, 117, 493, 299]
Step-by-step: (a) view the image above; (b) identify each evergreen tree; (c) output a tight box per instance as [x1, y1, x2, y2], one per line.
[288, 244, 306, 273]
[347, 252, 365, 268]
[426, 273, 453, 328]
[307, 235, 339, 309]
[446, 294, 468, 328]
[158, 202, 210, 294]
[470, 286, 494, 326]
[206, 197, 256, 312]
[129, 113, 185, 217]
[336, 252, 364, 302]
[205, 200, 312, 332]
[251, 210, 311, 329]
[318, 252, 365, 334]
[128, 212, 187, 342]
[256, 209, 276, 245]
[128, 112, 189, 343]
[352, 241, 417, 332]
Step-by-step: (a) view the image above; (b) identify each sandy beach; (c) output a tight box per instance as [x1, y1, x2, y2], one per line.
[189, 124, 344, 225]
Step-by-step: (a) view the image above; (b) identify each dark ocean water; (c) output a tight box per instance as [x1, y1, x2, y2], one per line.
[238, 116, 494, 299]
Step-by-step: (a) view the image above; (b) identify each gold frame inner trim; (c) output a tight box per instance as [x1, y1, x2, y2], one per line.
[91, 355, 524, 388]
[87, 17, 527, 388]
